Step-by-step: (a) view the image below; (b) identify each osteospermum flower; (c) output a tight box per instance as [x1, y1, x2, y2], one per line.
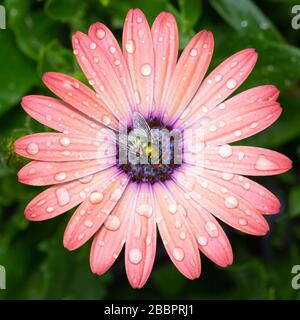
[15, 8, 292, 288]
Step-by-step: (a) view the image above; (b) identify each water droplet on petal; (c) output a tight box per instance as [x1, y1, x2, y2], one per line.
[78, 233, 85, 240]
[129, 248, 143, 264]
[215, 74, 222, 82]
[141, 63, 152, 76]
[197, 235, 208, 246]
[234, 130, 242, 137]
[225, 196, 238, 209]
[136, 204, 153, 217]
[26, 143, 39, 155]
[89, 42, 97, 50]
[102, 115, 111, 126]
[189, 48, 198, 57]
[84, 219, 93, 228]
[104, 215, 120, 231]
[45, 114, 52, 121]
[89, 191, 103, 204]
[221, 172, 234, 180]
[55, 187, 70, 206]
[255, 155, 278, 171]
[243, 182, 251, 190]
[46, 206, 54, 213]
[205, 221, 219, 237]
[110, 188, 122, 201]
[59, 137, 70, 147]
[172, 247, 185, 261]
[179, 232, 186, 240]
[109, 46, 116, 54]
[125, 39, 135, 54]
[54, 172, 66, 181]
[168, 203, 177, 214]
[226, 78, 237, 89]
[146, 235, 152, 246]
[238, 218, 248, 226]
[218, 144, 232, 158]
[96, 28, 106, 39]
[136, 17, 143, 23]
[79, 175, 93, 184]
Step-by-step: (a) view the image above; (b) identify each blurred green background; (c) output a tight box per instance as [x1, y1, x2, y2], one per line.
[0, 0, 300, 299]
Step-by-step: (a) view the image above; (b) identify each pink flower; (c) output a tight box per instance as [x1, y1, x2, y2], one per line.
[15, 8, 292, 288]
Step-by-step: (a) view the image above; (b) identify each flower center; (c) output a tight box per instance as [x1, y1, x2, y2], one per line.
[117, 114, 182, 184]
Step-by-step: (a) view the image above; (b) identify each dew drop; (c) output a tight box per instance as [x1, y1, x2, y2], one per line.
[141, 63, 152, 76]
[55, 187, 70, 206]
[243, 182, 251, 190]
[125, 39, 136, 54]
[197, 235, 208, 246]
[109, 46, 116, 54]
[136, 204, 153, 217]
[46, 206, 54, 213]
[84, 219, 93, 228]
[218, 144, 233, 158]
[45, 114, 52, 121]
[89, 42, 97, 50]
[54, 172, 66, 181]
[89, 191, 103, 204]
[146, 235, 152, 246]
[234, 130, 242, 137]
[221, 172, 234, 181]
[129, 248, 143, 264]
[59, 137, 70, 147]
[168, 203, 177, 214]
[172, 247, 185, 261]
[205, 221, 219, 237]
[225, 196, 238, 209]
[189, 48, 198, 57]
[255, 155, 278, 171]
[79, 174, 93, 184]
[102, 115, 111, 125]
[179, 232, 186, 240]
[110, 188, 122, 201]
[214, 74, 222, 82]
[89, 79, 95, 86]
[226, 78, 237, 90]
[26, 143, 39, 155]
[96, 28, 106, 39]
[78, 233, 85, 241]
[238, 218, 248, 226]
[104, 215, 120, 231]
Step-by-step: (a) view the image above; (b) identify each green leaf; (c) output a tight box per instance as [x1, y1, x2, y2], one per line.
[0, 31, 37, 116]
[6, 0, 63, 60]
[45, 0, 86, 22]
[289, 186, 300, 218]
[209, 0, 284, 42]
[179, 0, 202, 31]
[38, 40, 77, 76]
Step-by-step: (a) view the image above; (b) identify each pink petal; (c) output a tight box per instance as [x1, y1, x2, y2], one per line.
[63, 174, 129, 250]
[22, 95, 107, 137]
[184, 146, 292, 176]
[14, 132, 116, 161]
[24, 167, 118, 221]
[18, 157, 116, 186]
[122, 8, 154, 118]
[90, 183, 136, 275]
[43, 72, 119, 130]
[190, 101, 282, 145]
[176, 48, 258, 129]
[153, 183, 201, 280]
[151, 12, 178, 117]
[163, 30, 214, 125]
[125, 183, 156, 288]
[88, 22, 136, 113]
[185, 166, 280, 214]
[174, 169, 269, 235]
[165, 180, 233, 267]
[72, 32, 132, 123]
